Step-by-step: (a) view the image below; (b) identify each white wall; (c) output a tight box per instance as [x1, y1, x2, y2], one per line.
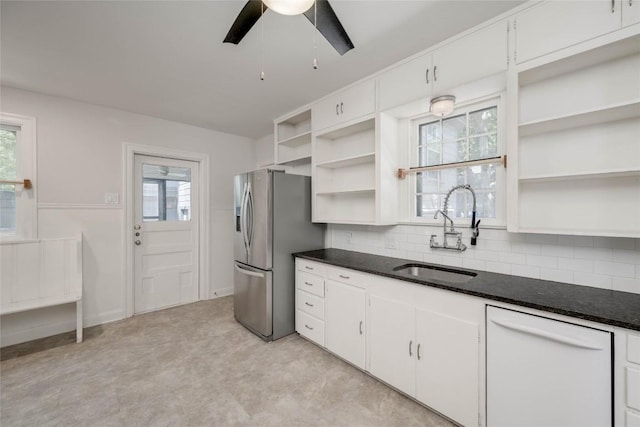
[0, 86, 256, 346]
[329, 224, 640, 294]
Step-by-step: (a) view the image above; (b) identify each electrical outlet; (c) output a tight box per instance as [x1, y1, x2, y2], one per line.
[346, 232, 353, 244]
[104, 193, 119, 204]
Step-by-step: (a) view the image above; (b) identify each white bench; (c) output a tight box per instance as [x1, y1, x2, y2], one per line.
[1, 236, 83, 343]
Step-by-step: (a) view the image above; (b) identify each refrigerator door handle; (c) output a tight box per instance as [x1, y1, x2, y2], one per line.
[234, 262, 265, 278]
[240, 183, 249, 254]
[246, 182, 254, 248]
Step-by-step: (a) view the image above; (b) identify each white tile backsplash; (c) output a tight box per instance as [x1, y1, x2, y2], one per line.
[329, 224, 640, 294]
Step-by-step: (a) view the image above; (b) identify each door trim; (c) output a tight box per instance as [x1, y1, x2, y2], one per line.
[123, 143, 210, 318]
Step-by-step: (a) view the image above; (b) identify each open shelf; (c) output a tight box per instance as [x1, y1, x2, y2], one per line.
[519, 169, 640, 183]
[278, 131, 311, 147]
[315, 117, 375, 140]
[315, 153, 375, 169]
[315, 188, 375, 196]
[279, 154, 312, 166]
[518, 100, 640, 137]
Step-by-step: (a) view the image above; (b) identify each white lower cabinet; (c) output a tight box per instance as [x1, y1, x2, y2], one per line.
[369, 295, 416, 396]
[415, 309, 479, 427]
[369, 294, 480, 427]
[326, 280, 366, 369]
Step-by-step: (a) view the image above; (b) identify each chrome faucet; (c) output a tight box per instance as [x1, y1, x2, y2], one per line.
[430, 184, 481, 251]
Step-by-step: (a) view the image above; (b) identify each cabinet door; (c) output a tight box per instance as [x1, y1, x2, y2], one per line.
[415, 309, 479, 427]
[369, 295, 416, 396]
[516, 0, 621, 64]
[326, 280, 366, 369]
[378, 53, 432, 111]
[623, 0, 640, 26]
[313, 80, 376, 131]
[432, 20, 508, 96]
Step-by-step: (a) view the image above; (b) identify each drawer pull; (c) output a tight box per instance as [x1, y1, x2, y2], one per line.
[305, 266, 314, 270]
[359, 321, 363, 335]
[304, 282, 313, 286]
[305, 324, 314, 331]
[339, 274, 350, 279]
[305, 302, 314, 307]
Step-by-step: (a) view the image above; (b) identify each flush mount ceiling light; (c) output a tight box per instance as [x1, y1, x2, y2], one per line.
[430, 95, 456, 117]
[263, 0, 314, 15]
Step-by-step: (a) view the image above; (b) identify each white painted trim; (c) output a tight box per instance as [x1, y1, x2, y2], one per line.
[0, 318, 77, 347]
[84, 308, 125, 328]
[0, 112, 37, 239]
[38, 203, 123, 210]
[123, 143, 210, 318]
[210, 286, 234, 298]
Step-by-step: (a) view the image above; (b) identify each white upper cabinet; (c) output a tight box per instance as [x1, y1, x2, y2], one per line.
[378, 53, 432, 112]
[623, 0, 640, 27]
[515, 0, 622, 64]
[378, 20, 508, 111]
[431, 20, 508, 96]
[312, 79, 376, 132]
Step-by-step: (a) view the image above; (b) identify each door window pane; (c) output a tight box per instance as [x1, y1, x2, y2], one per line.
[142, 163, 191, 222]
[0, 129, 17, 233]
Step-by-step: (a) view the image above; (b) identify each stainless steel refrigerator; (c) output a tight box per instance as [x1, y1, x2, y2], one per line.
[233, 169, 325, 341]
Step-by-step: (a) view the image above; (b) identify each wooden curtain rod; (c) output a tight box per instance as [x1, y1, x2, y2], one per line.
[0, 179, 32, 189]
[397, 155, 507, 180]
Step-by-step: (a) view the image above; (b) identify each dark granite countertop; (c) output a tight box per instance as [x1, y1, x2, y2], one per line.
[294, 248, 640, 332]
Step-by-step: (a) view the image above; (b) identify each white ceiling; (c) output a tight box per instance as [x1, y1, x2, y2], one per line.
[1, 0, 523, 139]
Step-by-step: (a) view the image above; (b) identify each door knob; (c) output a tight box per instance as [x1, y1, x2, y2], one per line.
[134, 224, 141, 230]
[134, 240, 141, 246]
[135, 232, 140, 236]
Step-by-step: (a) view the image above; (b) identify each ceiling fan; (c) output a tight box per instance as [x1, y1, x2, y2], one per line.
[223, 0, 354, 56]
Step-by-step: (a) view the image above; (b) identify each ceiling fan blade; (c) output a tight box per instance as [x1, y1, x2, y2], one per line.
[223, 0, 266, 45]
[304, 0, 354, 56]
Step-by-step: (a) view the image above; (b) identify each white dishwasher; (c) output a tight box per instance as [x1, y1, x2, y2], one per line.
[487, 306, 612, 427]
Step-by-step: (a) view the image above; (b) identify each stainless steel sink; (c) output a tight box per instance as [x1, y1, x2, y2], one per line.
[392, 263, 477, 283]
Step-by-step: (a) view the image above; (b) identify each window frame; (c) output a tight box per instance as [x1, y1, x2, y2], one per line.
[407, 94, 506, 227]
[0, 113, 37, 240]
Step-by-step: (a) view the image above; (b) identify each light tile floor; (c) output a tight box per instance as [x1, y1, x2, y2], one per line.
[1, 296, 455, 426]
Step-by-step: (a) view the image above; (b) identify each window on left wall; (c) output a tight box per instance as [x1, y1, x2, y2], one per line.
[0, 113, 37, 239]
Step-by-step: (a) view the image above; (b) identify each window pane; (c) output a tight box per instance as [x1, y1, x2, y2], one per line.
[469, 134, 498, 160]
[469, 106, 498, 135]
[419, 121, 440, 145]
[442, 139, 466, 164]
[0, 129, 17, 234]
[418, 144, 441, 167]
[442, 114, 466, 141]
[142, 164, 191, 222]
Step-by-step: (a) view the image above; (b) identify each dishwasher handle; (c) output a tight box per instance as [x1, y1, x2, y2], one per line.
[490, 317, 605, 350]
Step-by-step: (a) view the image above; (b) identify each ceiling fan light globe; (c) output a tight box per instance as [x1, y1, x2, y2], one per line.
[263, 0, 314, 15]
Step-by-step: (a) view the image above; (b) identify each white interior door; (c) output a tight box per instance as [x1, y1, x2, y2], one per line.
[133, 154, 199, 314]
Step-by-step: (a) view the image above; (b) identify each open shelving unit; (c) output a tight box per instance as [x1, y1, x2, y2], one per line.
[312, 114, 398, 225]
[274, 109, 312, 166]
[511, 33, 640, 237]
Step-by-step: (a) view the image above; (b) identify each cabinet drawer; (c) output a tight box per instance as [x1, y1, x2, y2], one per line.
[297, 310, 325, 346]
[327, 266, 367, 287]
[629, 367, 640, 411]
[297, 259, 325, 277]
[297, 289, 325, 320]
[297, 271, 325, 298]
[629, 334, 640, 364]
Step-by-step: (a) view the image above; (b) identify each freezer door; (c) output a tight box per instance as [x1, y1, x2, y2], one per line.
[234, 262, 273, 338]
[246, 169, 273, 270]
[233, 174, 248, 264]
